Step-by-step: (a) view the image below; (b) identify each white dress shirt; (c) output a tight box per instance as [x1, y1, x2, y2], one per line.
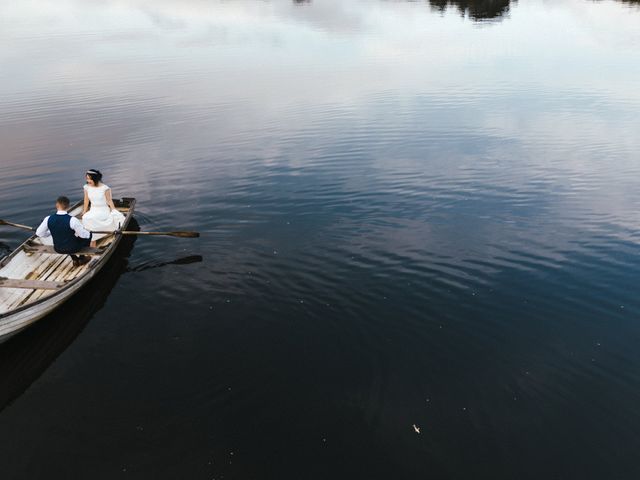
[36, 210, 92, 239]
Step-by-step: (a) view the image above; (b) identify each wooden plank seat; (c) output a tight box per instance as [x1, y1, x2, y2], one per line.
[0, 277, 66, 290]
[23, 245, 105, 256]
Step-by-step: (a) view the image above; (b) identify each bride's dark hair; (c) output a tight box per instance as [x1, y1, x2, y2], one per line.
[86, 169, 103, 185]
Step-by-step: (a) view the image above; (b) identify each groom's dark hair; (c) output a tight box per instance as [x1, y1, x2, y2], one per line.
[56, 196, 70, 209]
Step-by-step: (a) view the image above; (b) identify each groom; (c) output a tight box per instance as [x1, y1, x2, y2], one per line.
[35, 196, 93, 267]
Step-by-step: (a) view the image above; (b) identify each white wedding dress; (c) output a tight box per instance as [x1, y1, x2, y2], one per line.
[82, 184, 125, 240]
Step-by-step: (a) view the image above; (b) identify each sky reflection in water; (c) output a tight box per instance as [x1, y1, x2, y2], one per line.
[1, 1, 640, 479]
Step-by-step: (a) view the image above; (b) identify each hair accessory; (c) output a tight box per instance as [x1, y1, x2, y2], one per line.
[86, 169, 100, 175]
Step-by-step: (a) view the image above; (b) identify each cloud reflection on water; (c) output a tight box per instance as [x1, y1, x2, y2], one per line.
[0, 0, 639, 227]
[0, 6, 640, 478]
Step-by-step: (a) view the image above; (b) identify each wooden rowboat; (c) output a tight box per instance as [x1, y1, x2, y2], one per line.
[0, 197, 136, 341]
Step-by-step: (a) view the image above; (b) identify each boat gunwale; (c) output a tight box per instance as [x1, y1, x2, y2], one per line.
[0, 197, 136, 320]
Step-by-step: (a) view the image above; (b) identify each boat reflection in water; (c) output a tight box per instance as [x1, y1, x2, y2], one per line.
[0, 219, 201, 411]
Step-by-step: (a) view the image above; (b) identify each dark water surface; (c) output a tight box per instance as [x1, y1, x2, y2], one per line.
[2, 1, 640, 478]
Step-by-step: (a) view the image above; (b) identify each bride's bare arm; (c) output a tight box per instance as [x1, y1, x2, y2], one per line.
[105, 188, 117, 210]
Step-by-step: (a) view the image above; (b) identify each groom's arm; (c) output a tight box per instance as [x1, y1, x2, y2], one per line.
[35, 216, 51, 238]
[70, 217, 92, 239]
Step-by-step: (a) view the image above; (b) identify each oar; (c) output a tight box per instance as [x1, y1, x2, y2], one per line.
[92, 230, 200, 238]
[0, 219, 35, 232]
[1, 219, 199, 238]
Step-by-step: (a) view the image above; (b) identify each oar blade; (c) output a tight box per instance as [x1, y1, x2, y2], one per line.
[169, 231, 200, 238]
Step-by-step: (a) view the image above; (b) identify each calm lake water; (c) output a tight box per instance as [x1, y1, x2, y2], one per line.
[1, 0, 640, 478]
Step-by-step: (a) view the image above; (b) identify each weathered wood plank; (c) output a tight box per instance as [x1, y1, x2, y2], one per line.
[25, 256, 74, 304]
[9, 254, 68, 309]
[0, 253, 49, 310]
[0, 277, 64, 290]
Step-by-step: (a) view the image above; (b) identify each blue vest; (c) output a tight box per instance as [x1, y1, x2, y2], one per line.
[48, 214, 84, 253]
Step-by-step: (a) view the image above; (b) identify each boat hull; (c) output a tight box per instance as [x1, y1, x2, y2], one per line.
[0, 198, 135, 341]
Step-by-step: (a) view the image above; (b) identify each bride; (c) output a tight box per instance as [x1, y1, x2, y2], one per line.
[81, 169, 125, 246]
